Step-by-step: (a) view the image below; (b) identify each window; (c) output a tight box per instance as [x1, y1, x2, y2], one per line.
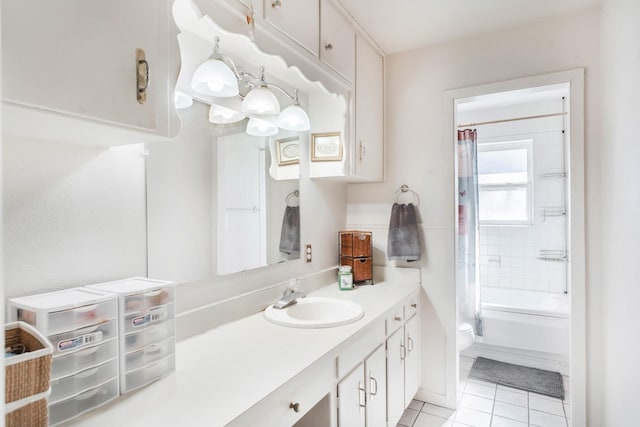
[478, 141, 533, 224]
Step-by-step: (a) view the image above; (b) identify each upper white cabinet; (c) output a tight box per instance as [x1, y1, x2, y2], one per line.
[354, 34, 384, 181]
[264, 0, 320, 56]
[1, 0, 181, 147]
[320, 0, 356, 83]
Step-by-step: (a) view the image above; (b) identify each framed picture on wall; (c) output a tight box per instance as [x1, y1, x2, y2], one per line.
[311, 132, 342, 162]
[277, 136, 300, 166]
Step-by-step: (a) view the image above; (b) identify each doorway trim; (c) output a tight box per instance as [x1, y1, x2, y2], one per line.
[445, 69, 586, 426]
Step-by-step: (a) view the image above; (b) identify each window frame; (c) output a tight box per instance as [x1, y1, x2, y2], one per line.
[477, 140, 534, 226]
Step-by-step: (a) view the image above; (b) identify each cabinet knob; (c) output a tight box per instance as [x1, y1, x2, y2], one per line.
[411, 303, 417, 308]
[324, 43, 333, 50]
[272, 0, 282, 8]
[289, 402, 300, 412]
[394, 316, 402, 322]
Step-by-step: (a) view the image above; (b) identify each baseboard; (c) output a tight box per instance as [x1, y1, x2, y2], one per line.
[414, 387, 454, 409]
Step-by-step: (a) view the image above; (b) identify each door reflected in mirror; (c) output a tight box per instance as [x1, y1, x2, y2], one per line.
[146, 102, 300, 283]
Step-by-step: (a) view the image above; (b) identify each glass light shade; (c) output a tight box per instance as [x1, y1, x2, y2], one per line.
[277, 104, 310, 131]
[246, 117, 278, 136]
[174, 92, 193, 109]
[191, 58, 239, 97]
[243, 86, 280, 115]
[209, 104, 246, 125]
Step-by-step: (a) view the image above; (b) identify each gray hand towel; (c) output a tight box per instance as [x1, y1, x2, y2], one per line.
[387, 203, 420, 262]
[279, 206, 300, 256]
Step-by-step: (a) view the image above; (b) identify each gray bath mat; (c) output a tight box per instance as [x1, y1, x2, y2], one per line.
[469, 357, 564, 399]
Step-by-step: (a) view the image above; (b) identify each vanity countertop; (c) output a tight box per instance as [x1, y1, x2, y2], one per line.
[67, 279, 421, 426]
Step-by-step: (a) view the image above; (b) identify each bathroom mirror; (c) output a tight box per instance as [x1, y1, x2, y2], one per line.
[144, 0, 348, 283]
[146, 101, 300, 282]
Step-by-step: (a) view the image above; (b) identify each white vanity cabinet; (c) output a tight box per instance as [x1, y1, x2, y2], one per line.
[337, 344, 387, 427]
[354, 34, 385, 182]
[1, 0, 180, 147]
[387, 298, 421, 427]
[320, 0, 356, 83]
[264, 0, 320, 56]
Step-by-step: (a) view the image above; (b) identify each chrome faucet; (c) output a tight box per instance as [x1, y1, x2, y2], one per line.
[272, 279, 306, 309]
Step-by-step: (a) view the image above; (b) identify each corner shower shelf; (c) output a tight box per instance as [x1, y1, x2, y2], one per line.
[537, 249, 568, 262]
[540, 206, 566, 221]
[538, 170, 567, 179]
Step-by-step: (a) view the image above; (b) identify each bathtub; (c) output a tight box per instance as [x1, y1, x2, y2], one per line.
[477, 287, 569, 357]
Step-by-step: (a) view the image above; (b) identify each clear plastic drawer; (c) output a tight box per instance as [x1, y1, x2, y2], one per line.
[123, 303, 174, 334]
[124, 338, 175, 372]
[50, 359, 117, 404]
[122, 354, 175, 394]
[49, 378, 118, 426]
[124, 320, 175, 354]
[51, 339, 117, 380]
[48, 319, 116, 355]
[123, 287, 173, 314]
[17, 299, 116, 336]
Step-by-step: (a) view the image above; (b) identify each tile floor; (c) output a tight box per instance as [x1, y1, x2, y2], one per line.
[398, 357, 571, 427]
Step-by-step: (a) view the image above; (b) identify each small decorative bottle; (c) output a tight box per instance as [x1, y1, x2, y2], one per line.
[338, 265, 354, 290]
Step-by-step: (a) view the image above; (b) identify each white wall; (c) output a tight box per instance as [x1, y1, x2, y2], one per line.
[2, 136, 148, 297]
[600, 0, 640, 425]
[347, 7, 601, 418]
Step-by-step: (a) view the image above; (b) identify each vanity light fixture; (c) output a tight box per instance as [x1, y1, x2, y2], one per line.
[209, 104, 246, 125]
[192, 36, 311, 133]
[174, 91, 194, 109]
[246, 117, 279, 136]
[191, 37, 240, 97]
[277, 89, 310, 131]
[242, 67, 281, 115]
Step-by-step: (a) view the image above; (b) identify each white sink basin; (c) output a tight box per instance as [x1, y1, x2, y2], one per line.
[264, 297, 364, 328]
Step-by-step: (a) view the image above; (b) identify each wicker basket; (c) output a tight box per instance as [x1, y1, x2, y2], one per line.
[6, 396, 48, 427]
[5, 321, 53, 403]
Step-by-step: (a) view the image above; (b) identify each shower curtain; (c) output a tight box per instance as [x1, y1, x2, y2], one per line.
[457, 129, 483, 336]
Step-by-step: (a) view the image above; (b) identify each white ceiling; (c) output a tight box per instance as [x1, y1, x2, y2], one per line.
[337, 0, 600, 54]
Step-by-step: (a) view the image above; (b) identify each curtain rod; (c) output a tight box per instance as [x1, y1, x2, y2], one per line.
[457, 112, 567, 128]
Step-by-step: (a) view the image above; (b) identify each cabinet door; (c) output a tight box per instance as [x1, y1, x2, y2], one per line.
[320, 0, 355, 82]
[354, 34, 384, 181]
[264, 0, 319, 56]
[365, 345, 387, 427]
[404, 315, 420, 405]
[338, 363, 366, 427]
[2, 0, 174, 133]
[386, 327, 405, 427]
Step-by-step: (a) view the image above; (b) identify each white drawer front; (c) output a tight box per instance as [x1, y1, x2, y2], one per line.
[50, 359, 117, 404]
[49, 319, 117, 355]
[49, 378, 118, 426]
[337, 320, 385, 379]
[52, 339, 118, 380]
[124, 319, 175, 353]
[121, 354, 175, 394]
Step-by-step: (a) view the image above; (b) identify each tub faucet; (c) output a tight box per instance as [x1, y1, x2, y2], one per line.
[272, 280, 306, 309]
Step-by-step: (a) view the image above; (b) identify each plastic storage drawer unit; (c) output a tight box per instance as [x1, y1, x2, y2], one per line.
[87, 277, 176, 394]
[8, 288, 119, 426]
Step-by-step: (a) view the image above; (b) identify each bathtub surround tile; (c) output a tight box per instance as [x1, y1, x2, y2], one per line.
[529, 409, 567, 427]
[493, 401, 528, 423]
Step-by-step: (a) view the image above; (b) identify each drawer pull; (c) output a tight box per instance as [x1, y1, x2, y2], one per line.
[407, 336, 414, 352]
[272, 0, 281, 8]
[400, 343, 406, 360]
[324, 43, 333, 50]
[75, 304, 98, 313]
[411, 303, 417, 308]
[289, 402, 300, 413]
[394, 316, 402, 322]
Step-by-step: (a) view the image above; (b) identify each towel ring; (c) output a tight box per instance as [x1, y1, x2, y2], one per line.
[394, 185, 420, 206]
[286, 190, 299, 207]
